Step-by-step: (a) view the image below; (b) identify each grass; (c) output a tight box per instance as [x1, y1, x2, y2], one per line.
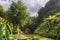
[25, 34, 54, 40]
[13, 33, 54, 40]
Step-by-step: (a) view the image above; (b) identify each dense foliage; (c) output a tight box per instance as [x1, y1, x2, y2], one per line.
[0, 0, 30, 40]
[0, 0, 60, 40]
[6, 1, 30, 34]
[35, 12, 60, 40]
[6, 1, 29, 26]
[0, 17, 13, 40]
[34, 0, 60, 40]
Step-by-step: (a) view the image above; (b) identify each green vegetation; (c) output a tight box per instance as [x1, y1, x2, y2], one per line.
[0, 0, 60, 40]
[26, 34, 53, 40]
[0, 0, 29, 40]
[35, 12, 60, 40]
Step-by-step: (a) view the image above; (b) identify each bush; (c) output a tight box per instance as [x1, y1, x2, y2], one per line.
[34, 12, 60, 39]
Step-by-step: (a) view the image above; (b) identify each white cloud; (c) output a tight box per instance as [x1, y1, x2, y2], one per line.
[0, 0, 49, 16]
[0, 0, 12, 4]
[22, 0, 49, 7]
[30, 12, 38, 17]
[0, 0, 18, 10]
[21, 0, 49, 16]
[37, 0, 49, 7]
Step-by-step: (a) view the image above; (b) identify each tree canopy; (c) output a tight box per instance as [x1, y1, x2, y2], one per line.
[35, 12, 60, 39]
[6, 1, 29, 26]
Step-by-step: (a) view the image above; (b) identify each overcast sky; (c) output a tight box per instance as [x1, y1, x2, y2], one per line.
[0, 0, 49, 16]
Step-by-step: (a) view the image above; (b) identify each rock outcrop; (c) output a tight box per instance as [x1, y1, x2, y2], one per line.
[38, 0, 60, 19]
[45, 0, 60, 11]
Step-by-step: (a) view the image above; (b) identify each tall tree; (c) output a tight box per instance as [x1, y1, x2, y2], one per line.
[0, 5, 4, 18]
[6, 1, 29, 33]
